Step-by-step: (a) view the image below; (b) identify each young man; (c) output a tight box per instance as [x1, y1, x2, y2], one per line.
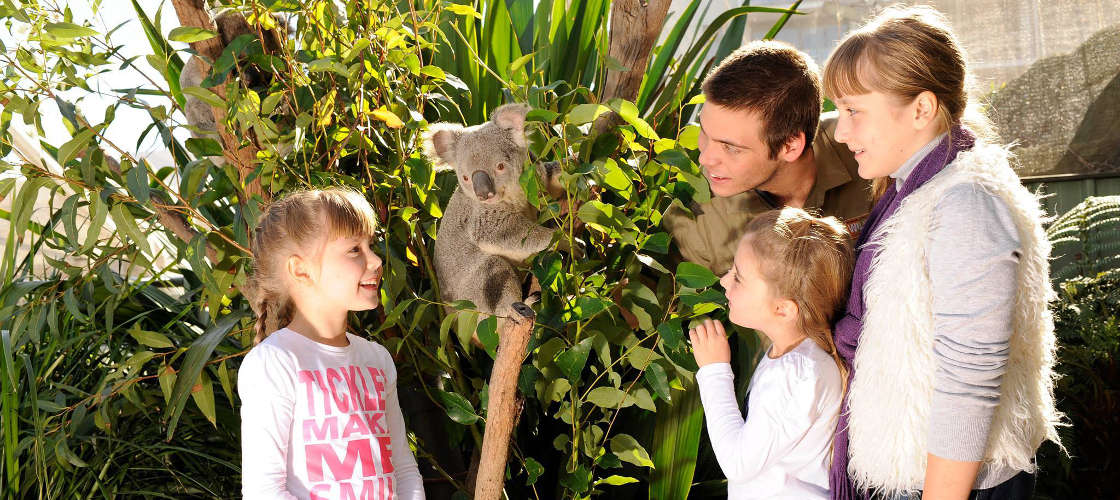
[664, 41, 871, 274]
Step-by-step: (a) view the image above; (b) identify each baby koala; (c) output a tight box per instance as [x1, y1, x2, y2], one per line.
[423, 103, 564, 322]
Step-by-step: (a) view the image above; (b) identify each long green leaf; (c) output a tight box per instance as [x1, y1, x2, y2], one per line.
[130, 0, 185, 109]
[646, 5, 802, 121]
[637, 0, 702, 111]
[1, 329, 20, 495]
[507, 0, 535, 56]
[764, 0, 804, 40]
[649, 378, 703, 499]
[482, 0, 521, 107]
[713, 1, 753, 66]
[165, 311, 247, 440]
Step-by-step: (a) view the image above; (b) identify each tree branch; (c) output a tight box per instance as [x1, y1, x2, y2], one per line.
[593, 0, 671, 136]
[473, 306, 536, 500]
[170, 0, 267, 202]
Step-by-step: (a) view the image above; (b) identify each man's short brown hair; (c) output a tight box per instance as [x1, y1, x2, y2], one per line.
[701, 40, 822, 159]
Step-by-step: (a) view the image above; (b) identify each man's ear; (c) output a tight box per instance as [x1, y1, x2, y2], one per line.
[422, 123, 464, 170]
[491, 103, 530, 147]
[778, 131, 808, 163]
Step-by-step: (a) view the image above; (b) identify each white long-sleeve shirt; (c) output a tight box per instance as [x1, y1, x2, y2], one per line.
[239, 328, 425, 500]
[695, 339, 843, 499]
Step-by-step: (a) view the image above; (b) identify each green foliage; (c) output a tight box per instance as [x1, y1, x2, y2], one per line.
[0, 273, 246, 498]
[0, 0, 803, 498]
[426, 0, 803, 135]
[1, 0, 446, 496]
[1035, 269, 1120, 499]
[1034, 197, 1120, 499]
[1046, 195, 1120, 281]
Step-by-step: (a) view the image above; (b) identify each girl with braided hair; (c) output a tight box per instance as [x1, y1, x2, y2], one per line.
[238, 188, 424, 499]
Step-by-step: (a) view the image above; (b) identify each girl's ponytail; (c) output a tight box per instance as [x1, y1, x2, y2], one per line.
[253, 292, 274, 345]
[252, 290, 295, 345]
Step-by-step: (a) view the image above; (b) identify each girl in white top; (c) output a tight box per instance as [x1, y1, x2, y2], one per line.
[689, 207, 852, 499]
[239, 189, 424, 500]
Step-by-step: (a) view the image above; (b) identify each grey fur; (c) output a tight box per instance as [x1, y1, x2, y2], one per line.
[179, 11, 292, 163]
[423, 103, 563, 318]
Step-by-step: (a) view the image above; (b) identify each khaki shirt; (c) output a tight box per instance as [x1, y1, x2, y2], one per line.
[663, 113, 872, 275]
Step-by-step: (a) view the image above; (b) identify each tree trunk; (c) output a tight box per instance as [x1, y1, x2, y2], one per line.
[472, 304, 536, 500]
[169, 0, 265, 202]
[593, 0, 672, 136]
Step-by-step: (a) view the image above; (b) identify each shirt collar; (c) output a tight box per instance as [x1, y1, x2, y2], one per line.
[891, 133, 946, 190]
[804, 146, 854, 210]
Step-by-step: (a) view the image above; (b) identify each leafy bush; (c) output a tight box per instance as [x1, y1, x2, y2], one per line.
[1035, 196, 1120, 499]
[1035, 269, 1120, 500]
[1046, 195, 1120, 281]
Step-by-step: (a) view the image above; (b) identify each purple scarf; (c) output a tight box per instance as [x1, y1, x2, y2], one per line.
[829, 127, 976, 500]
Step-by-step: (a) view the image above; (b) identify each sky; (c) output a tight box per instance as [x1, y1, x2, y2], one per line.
[2, 0, 188, 169]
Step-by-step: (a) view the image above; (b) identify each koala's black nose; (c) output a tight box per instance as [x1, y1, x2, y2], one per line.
[472, 170, 496, 200]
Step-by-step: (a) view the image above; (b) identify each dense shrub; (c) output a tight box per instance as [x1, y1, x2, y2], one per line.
[1036, 196, 1120, 499]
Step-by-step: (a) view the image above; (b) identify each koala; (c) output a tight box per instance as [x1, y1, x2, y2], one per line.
[180, 10, 290, 159]
[423, 103, 565, 321]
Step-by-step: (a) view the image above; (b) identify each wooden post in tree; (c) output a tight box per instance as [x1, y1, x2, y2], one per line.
[473, 303, 537, 500]
[170, 0, 266, 202]
[593, 0, 672, 136]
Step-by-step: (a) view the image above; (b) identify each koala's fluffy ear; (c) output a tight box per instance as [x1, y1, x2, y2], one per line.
[422, 123, 464, 170]
[491, 103, 531, 147]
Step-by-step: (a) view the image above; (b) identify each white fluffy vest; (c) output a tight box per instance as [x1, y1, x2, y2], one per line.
[846, 143, 1063, 493]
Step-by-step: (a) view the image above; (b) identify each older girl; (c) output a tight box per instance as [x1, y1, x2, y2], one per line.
[823, 6, 1062, 500]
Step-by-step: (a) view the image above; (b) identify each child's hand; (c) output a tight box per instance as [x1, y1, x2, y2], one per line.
[689, 318, 731, 368]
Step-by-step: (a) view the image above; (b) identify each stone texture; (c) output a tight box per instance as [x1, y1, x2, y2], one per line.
[988, 24, 1120, 177]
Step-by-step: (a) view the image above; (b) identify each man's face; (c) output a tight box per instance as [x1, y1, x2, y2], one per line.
[697, 104, 782, 197]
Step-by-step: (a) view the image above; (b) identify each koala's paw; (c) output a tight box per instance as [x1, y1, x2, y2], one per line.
[510, 302, 536, 322]
[554, 233, 585, 260]
[523, 290, 542, 308]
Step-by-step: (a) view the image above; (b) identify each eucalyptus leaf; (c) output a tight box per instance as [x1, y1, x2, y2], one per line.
[125, 161, 150, 204]
[476, 315, 498, 359]
[565, 103, 610, 125]
[556, 337, 593, 380]
[168, 26, 217, 43]
[676, 262, 719, 288]
[644, 362, 672, 402]
[610, 433, 654, 468]
[190, 370, 217, 426]
[585, 386, 628, 408]
[127, 324, 174, 349]
[45, 22, 98, 39]
[437, 390, 479, 425]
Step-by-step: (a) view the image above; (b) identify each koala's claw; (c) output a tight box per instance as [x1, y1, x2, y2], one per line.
[511, 302, 536, 321]
[524, 291, 542, 307]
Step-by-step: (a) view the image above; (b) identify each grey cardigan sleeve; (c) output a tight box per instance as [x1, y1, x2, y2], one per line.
[925, 182, 1021, 462]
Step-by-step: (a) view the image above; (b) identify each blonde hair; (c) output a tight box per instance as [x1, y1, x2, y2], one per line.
[822, 5, 996, 199]
[743, 208, 854, 386]
[246, 188, 379, 343]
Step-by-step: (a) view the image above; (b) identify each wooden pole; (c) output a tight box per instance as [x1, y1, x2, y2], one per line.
[473, 303, 536, 500]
